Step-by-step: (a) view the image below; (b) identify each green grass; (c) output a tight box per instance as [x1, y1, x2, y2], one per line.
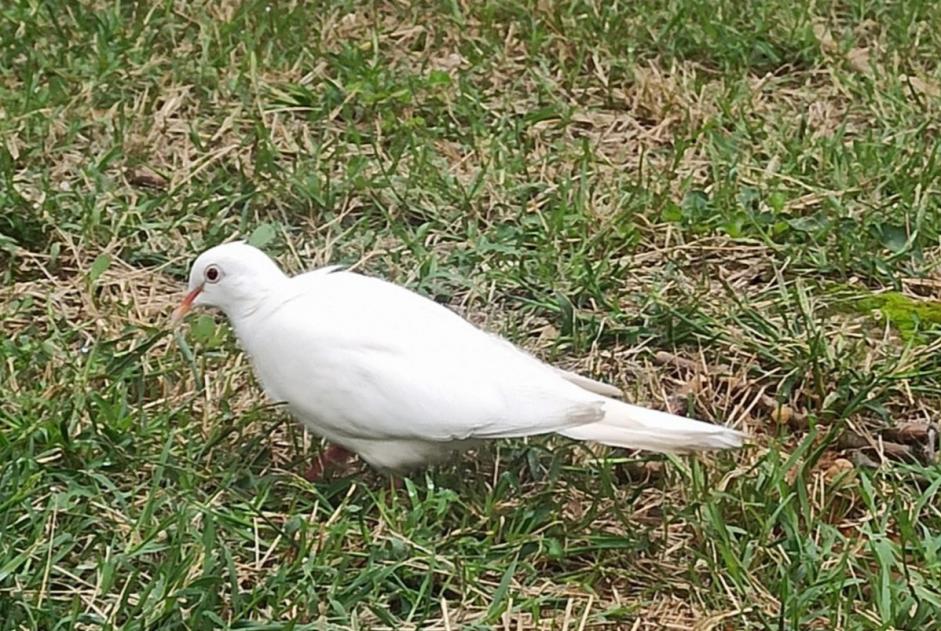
[3, 0, 941, 628]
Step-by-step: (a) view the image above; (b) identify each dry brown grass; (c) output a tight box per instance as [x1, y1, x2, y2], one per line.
[5, 0, 941, 628]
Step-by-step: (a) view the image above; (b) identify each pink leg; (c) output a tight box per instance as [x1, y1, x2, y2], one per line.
[304, 444, 354, 481]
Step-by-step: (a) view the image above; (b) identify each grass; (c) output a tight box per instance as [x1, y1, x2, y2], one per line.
[2, 0, 941, 628]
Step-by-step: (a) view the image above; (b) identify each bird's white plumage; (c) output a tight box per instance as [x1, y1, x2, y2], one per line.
[182, 242, 744, 472]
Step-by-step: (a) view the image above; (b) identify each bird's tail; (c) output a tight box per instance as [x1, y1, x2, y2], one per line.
[559, 400, 744, 454]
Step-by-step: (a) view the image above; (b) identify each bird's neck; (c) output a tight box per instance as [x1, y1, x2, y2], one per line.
[222, 274, 290, 328]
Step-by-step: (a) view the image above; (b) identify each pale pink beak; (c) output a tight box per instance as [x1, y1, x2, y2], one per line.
[171, 286, 202, 325]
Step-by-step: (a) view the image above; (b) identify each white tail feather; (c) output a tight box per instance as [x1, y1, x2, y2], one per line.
[560, 401, 744, 454]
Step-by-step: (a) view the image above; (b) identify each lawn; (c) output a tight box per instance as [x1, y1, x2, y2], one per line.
[3, 0, 941, 628]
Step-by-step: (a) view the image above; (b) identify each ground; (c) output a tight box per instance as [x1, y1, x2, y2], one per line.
[2, 1, 941, 629]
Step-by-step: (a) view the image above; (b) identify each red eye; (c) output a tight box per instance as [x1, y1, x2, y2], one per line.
[205, 265, 222, 283]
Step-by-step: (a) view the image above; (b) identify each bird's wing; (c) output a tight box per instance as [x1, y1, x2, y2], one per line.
[554, 368, 623, 397]
[242, 271, 606, 443]
[478, 328, 623, 398]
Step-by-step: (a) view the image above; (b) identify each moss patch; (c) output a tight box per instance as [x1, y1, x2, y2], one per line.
[856, 292, 941, 341]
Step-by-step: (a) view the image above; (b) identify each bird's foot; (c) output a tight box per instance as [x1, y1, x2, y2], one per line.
[304, 444, 354, 482]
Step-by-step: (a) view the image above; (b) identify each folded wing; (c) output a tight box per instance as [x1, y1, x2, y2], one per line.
[245, 271, 607, 443]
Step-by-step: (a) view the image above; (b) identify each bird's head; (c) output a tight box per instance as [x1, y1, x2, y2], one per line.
[172, 241, 288, 324]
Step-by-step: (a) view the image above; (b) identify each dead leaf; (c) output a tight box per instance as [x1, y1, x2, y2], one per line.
[900, 74, 941, 98]
[126, 167, 168, 190]
[812, 22, 838, 53]
[432, 52, 466, 72]
[537, 323, 559, 343]
[823, 458, 855, 484]
[885, 421, 935, 442]
[769, 404, 793, 426]
[653, 351, 700, 372]
[847, 47, 872, 74]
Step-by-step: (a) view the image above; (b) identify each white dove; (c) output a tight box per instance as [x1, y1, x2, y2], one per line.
[173, 242, 743, 477]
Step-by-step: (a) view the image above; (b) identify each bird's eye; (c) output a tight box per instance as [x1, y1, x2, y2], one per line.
[204, 264, 223, 283]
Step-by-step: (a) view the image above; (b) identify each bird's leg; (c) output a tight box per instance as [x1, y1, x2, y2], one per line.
[304, 444, 353, 482]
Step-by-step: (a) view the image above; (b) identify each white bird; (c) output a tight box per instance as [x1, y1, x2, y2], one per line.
[172, 242, 744, 476]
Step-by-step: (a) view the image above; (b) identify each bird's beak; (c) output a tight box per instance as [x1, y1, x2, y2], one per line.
[171, 286, 202, 325]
